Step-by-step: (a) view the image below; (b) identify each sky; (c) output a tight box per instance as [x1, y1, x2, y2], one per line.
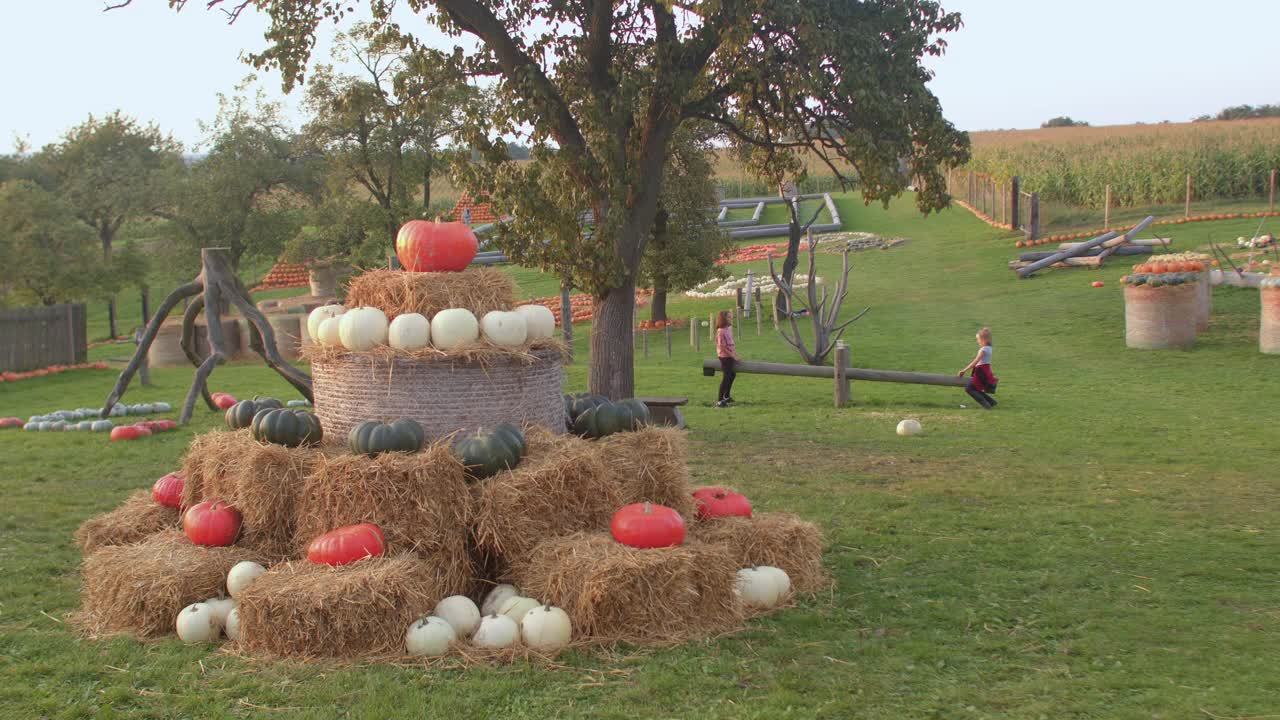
[2, 0, 1278, 151]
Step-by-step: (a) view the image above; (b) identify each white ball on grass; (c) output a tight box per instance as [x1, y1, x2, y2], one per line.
[896, 419, 922, 436]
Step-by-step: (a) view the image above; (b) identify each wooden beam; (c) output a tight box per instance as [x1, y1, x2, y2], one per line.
[1016, 216, 1155, 279]
[700, 358, 968, 387]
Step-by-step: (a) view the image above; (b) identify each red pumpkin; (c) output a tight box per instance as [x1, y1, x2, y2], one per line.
[692, 487, 753, 520]
[211, 393, 237, 410]
[610, 502, 685, 549]
[307, 523, 386, 566]
[183, 501, 241, 546]
[152, 472, 185, 509]
[0, 417, 22, 428]
[1091, 281, 1104, 288]
[110, 426, 144, 441]
[395, 220, 478, 272]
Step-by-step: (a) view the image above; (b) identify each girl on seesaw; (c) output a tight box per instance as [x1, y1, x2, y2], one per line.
[958, 326, 998, 409]
[715, 310, 740, 408]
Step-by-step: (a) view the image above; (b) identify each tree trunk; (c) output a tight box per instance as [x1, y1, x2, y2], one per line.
[101, 231, 118, 339]
[422, 153, 433, 209]
[588, 279, 636, 400]
[775, 200, 803, 314]
[650, 278, 668, 323]
[560, 277, 573, 346]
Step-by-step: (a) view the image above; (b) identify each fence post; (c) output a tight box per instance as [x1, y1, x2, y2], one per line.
[1010, 177, 1020, 231]
[1029, 192, 1041, 240]
[734, 307, 742, 338]
[665, 324, 672, 358]
[1271, 169, 1276, 212]
[690, 316, 698, 350]
[755, 300, 763, 336]
[642, 329, 649, 358]
[1185, 174, 1192, 218]
[1104, 184, 1111, 230]
[833, 341, 850, 408]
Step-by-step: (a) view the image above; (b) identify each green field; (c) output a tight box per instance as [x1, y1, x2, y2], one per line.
[3, 194, 1279, 719]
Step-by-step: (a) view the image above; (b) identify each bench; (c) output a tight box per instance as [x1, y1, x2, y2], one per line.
[637, 396, 688, 429]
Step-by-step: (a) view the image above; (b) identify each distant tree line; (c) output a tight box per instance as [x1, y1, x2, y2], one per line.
[1195, 104, 1280, 122]
[1041, 117, 1089, 128]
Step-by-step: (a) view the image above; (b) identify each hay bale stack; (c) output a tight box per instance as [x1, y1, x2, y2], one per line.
[79, 530, 267, 637]
[471, 428, 616, 569]
[689, 513, 828, 593]
[235, 556, 442, 657]
[507, 532, 743, 644]
[74, 490, 180, 555]
[295, 444, 474, 595]
[344, 268, 516, 318]
[598, 427, 697, 518]
[181, 431, 327, 557]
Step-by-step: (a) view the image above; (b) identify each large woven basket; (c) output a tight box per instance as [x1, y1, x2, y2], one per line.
[311, 347, 566, 443]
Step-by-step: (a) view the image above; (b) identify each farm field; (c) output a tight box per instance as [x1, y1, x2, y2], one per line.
[3, 193, 1279, 718]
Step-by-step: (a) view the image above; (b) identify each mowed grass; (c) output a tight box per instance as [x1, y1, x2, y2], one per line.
[3, 194, 1280, 719]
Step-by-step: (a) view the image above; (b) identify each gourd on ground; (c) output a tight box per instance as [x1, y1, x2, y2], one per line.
[497, 596, 542, 624]
[472, 613, 519, 649]
[339, 306, 389, 351]
[175, 602, 219, 643]
[480, 310, 528, 347]
[431, 308, 480, 350]
[735, 567, 783, 608]
[896, 419, 922, 436]
[405, 616, 456, 656]
[224, 607, 242, 641]
[515, 304, 556, 340]
[387, 313, 431, 350]
[434, 595, 481, 636]
[481, 584, 520, 616]
[227, 561, 267, 598]
[204, 597, 237, 628]
[520, 605, 572, 651]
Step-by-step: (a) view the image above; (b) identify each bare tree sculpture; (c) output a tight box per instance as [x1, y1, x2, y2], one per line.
[767, 230, 869, 366]
[101, 247, 313, 424]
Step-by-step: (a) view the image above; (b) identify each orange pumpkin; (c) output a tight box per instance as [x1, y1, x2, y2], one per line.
[1150, 263, 1168, 274]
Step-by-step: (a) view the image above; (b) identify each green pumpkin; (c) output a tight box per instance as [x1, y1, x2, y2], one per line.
[349, 419, 425, 456]
[492, 422, 526, 458]
[225, 397, 283, 430]
[455, 426, 524, 480]
[615, 398, 651, 430]
[572, 405, 600, 438]
[567, 394, 609, 421]
[252, 408, 323, 447]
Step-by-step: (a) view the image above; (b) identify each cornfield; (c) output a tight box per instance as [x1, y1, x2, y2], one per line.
[965, 118, 1280, 209]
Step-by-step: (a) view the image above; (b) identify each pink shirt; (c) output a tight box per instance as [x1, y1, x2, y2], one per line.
[716, 326, 735, 358]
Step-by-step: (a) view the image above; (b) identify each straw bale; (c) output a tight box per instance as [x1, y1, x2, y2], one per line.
[471, 427, 617, 569]
[507, 532, 744, 644]
[689, 512, 829, 593]
[299, 337, 569, 366]
[294, 444, 475, 594]
[75, 490, 179, 555]
[598, 427, 697, 518]
[78, 530, 268, 637]
[235, 556, 444, 658]
[181, 430, 331, 558]
[344, 267, 516, 319]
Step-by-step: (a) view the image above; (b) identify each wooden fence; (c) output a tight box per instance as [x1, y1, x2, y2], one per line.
[0, 303, 88, 372]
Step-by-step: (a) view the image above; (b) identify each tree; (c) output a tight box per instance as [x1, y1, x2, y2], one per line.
[37, 112, 182, 338]
[163, 88, 311, 275]
[640, 132, 731, 323]
[126, 0, 970, 398]
[1041, 116, 1089, 128]
[0, 181, 102, 306]
[300, 24, 475, 252]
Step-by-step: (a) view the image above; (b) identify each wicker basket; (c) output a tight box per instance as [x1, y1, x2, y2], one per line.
[311, 346, 566, 442]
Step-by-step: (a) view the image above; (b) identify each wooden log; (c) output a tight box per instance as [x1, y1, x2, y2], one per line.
[1009, 257, 1104, 270]
[1017, 216, 1155, 279]
[1058, 238, 1170, 249]
[1018, 246, 1151, 262]
[700, 358, 968, 387]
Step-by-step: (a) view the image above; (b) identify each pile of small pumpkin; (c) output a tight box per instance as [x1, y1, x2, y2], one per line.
[1122, 256, 1206, 288]
[306, 302, 557, 354]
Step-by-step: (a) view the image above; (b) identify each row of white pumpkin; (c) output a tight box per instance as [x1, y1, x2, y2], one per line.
[174, 561, 793, 654]
[30, 403, 172, 424]
[684, 274, 822, 299]
[307, 303, 558, 352]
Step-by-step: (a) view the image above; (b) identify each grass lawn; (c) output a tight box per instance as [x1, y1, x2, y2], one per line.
[3, 193, 1279, 719]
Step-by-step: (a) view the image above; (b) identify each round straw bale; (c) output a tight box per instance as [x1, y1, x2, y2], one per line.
[507, 532, 744, 645]
[235, 556, 445, 658]
[75, 490, 180, 555]
[598, 427, 697, 519]
[293, 443, 475, 594]
[77, 530, 269, 638]
[471, 428, 618, 570]
[344, 267, 517, 319]
[181, 430, 332, 558]
[689, 512, 829, 593]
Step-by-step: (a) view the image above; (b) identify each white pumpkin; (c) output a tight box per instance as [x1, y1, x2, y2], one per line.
[754, 565, 791, 600]
[405, 616, 456, 656]
[317, 316, 344, 347]
[433, 595, 481, 637]
[430, 308, 480, 350]
[472, 613, 519, 649]
[498, 595, 542, 624]
[520, 605, 572, 651]
[175, 602, 220, 643]
[224, 607, 242, 641]
[388, 313, 431, 351]
[308, 304, 346, 342]
[226, 561, 267, 598]
[514, 304, 556, 341]
[339, 306, 390, 351]
[735, 567, 782, 609]
[481, 584, 521, 616]
[896, 419, 922, 437]
[203, 597, 237, 628]
[481, 311, 528, 348]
